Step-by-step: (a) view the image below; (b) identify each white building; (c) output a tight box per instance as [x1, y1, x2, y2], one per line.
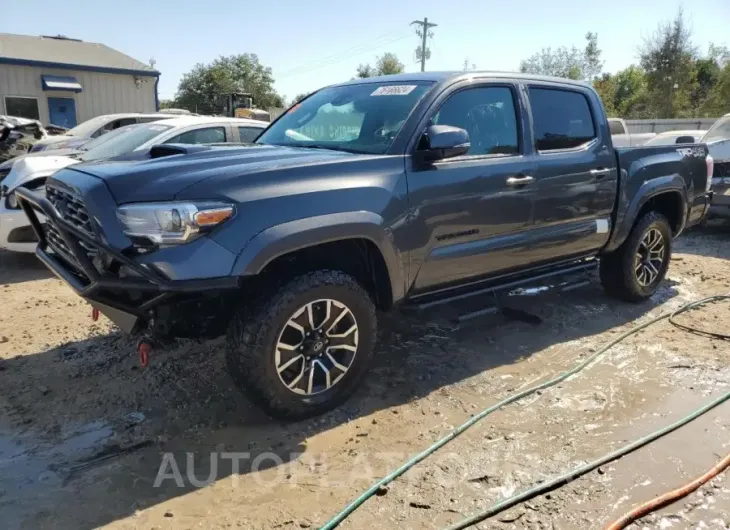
[0, 33, 159, 128]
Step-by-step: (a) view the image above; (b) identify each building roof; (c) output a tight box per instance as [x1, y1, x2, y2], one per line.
[0, 33, 159, 76]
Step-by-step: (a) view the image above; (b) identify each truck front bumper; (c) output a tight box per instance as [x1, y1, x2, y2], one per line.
[15, 187, 241, 334]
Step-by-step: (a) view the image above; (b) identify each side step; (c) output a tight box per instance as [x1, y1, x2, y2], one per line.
[405, 260, 598, 323]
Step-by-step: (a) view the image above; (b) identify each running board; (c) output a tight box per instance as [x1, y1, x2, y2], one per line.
[405, 260, 598, 323]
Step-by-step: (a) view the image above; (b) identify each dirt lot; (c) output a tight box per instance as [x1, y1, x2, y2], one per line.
[1, 224, 729, 530]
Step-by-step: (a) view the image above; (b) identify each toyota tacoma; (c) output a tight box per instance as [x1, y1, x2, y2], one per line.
[17, 72, 713, 420]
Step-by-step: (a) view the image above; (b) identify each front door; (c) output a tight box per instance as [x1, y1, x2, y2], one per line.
[405, 83, 535, 292]
[47, 97, 77, 128]
[525, 86, 618, 263]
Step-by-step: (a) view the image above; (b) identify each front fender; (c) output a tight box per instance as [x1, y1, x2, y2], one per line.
[231, 211, 406, 303]
[605, 174, 687, 252]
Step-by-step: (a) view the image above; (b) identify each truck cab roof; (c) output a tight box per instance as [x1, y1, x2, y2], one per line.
[332, 71, 593, 89]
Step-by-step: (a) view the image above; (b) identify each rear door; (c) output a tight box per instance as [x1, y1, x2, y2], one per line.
[525, 85, 617, 262]
[406, 82, 536, 291]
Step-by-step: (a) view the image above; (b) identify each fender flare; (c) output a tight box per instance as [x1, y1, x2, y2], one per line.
[231, 211, 406, 303]
[605, 174, 688, 253]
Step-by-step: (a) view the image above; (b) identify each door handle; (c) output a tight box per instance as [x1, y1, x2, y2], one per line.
[506, 175, 535, 187]
[590, 168, 612, 179]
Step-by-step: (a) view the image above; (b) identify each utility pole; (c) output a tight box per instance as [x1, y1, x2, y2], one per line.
[411, 17, 437, 72]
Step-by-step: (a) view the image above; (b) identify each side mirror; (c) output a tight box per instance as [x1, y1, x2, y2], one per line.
[675, 135, 696, 144]
[419, 125, 470, 161]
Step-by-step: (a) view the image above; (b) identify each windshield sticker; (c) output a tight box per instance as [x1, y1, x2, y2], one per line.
[371, 85, 417, 96]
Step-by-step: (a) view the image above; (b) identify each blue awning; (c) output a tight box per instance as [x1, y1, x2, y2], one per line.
[41, 75, 83, 92]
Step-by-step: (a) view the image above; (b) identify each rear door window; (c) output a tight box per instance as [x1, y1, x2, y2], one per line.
[528, 88, 596, 151]
[238, 126, 263, 143]
[165, 127, 227, 144]
[608, 120, 625, 135]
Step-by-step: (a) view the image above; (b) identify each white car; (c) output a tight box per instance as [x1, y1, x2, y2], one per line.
[0, 116, 267, 252]
[28, 112, 181, 153]
[643, 129, 707, 146]
[703, 114, 730, 219]
[608, 118, 656, 147]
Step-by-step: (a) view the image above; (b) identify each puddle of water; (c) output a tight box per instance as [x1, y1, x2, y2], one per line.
[0, 419, 114, 506]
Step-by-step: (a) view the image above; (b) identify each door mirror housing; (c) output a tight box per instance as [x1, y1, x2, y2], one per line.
[675, 135, 696, 144]
[419, 125, 470, 161]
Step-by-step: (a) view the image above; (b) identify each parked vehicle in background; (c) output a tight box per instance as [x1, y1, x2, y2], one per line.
[643, 130, 707, 146]
[703, 113, 730, 219]
[29, 112, 179, 153]
[17, 72, 712, 419]
[1, 116, 267, 252]
[608, 118, 657, 147]
[0, 116, 48, 161]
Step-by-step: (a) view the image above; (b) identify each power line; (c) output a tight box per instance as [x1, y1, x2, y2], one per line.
[411, 17, 437, 72]
[277, 29, 412, 78]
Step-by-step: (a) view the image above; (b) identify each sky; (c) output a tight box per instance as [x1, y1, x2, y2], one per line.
[3, 0, 729, 104]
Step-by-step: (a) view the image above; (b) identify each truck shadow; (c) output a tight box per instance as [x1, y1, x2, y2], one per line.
[0, 277, 686, 529]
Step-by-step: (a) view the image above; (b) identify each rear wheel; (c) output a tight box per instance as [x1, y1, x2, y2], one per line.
[226, 270, 377, 420]
[600, 211, 672, 302]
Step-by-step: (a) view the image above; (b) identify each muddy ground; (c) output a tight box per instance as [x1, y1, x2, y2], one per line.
[1, 224, 729, 530]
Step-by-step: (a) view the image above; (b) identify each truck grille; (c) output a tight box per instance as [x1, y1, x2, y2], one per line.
[46, 184, 94, 234]
[44, 184, 97, 273]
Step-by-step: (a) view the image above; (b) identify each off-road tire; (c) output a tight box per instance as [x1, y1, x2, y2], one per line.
[600, 211, 673, 302]
[226, 270, 377, 420]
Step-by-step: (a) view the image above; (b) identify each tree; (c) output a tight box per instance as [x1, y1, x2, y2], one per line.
[174, 54, 284, 114]
[292, 93, 310, 104]
[593, 73, 617, 116]
[639, 9, 697, 118]
[519, 33, 603, 81]
[355, 52, 405, 78]
[583, 32, 603, 81]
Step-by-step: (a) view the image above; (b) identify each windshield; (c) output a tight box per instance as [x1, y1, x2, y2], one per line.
[703, 116, 730, 144]
[80, 123, 173, 162]
[256, 81, 433, 154]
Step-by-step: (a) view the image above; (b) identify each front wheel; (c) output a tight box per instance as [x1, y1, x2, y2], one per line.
[600, 211, 673, 302]
[226, 270, 377, 420]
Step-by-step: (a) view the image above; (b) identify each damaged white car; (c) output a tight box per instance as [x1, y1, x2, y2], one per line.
[703, 114, 730, 220]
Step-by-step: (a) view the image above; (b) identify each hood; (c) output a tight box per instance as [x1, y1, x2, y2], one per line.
[0, 147, 82, 171]
[3, 153, 79, 191]
[707, 138, 730, 162]
[68, 145, 369, 203]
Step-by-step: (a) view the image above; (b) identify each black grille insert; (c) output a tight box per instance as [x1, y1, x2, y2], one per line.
[46, 184, 93, 234]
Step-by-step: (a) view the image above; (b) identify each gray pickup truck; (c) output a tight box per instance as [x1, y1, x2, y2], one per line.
[17, 72, 713, 419]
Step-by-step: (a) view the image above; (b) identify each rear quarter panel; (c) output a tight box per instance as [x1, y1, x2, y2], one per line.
[605, 143, 709, 252]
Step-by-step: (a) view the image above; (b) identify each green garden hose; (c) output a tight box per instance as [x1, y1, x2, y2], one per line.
[319, 294, 729, 530]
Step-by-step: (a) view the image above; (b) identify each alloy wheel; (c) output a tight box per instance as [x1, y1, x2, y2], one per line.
[634, 228, 665, 287]
[274, 299, 359, 396]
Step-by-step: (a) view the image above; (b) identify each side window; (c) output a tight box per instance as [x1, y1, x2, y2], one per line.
[238, 126, 262, 143]
[528, 88, 596, 151]
[113, 118, 137, 129]
[608, 120, 625, 135]
[430, 86, 519, 156]
[165, 127, 227, 144]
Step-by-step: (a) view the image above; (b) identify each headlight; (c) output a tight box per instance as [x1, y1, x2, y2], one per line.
[116, 201, 235, 245]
